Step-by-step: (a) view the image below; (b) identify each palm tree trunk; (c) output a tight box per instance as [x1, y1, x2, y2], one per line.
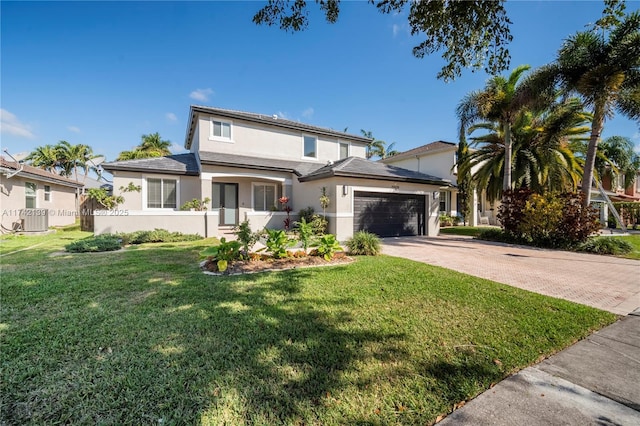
[502, 122, 512, 191]
[581, 102, 605, 208]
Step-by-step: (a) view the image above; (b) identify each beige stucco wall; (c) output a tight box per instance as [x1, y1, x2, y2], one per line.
[1, 174, 78, 228]
[111, 171, 201, 211]
[94, 211, 217, 237]
[292, 177, 441, 241]
[193, 113, 368, 164]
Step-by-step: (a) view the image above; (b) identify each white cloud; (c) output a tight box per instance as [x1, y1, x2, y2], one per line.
[165, 112, 178, 122]
[633, 132, 640, 153]
[0, 109, 35, 138]
[189, 88, 214, 102]
[68, 126, 81, 133]
[301, 107, 314, 118]
[169, 142, 186, 154]
[392, 24, 400, 37]
[275, 111, 290, 120]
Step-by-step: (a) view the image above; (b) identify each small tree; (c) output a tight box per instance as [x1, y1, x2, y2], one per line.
[319, 187, 330, 219]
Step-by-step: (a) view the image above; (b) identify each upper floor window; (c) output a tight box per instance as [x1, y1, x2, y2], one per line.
[147, 178, 177, 209]
[44, 185, 52, 202]
[339, 142, 349, 160]
[210, 119, 232, 141]
[303, 135, 317, 158]
[25, 182, 36, 208]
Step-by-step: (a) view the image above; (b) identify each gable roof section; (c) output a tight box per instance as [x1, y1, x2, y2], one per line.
[380, 141, 456, 163]
[298, 157, 453, 186]
[0, 157, 84, 188]
[102, 153, 200, 176]
[198, 152, 324, 177]
[185, 105, 372, 149]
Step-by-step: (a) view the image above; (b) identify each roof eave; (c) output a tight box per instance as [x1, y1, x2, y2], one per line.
[0, 167, 84, 188]
[102, 165, 199, 176]
[199, 159, 301, 176]
[299, 170, 453, 186]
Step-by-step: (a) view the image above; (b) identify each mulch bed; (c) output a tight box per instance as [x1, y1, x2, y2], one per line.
[201, 252, 354, 275]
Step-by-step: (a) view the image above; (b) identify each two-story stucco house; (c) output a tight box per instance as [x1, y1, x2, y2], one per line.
[382, 141, 496, 226]
[98, 106, 453, 240]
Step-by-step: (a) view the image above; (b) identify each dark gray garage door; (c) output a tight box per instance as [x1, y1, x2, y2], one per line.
[353, 191, 426, 237]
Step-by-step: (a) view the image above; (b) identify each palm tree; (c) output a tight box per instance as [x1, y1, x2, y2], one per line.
[360, 129, 386, 160]
[457, 64, 556, 192]
[139, 132, 171, 156]
[465, 98, 590, 202]
[116, 132, 172, 161]
[25, 145, 59, 172]
[595, 136, 640, 190]
[554, 11, 640, 206]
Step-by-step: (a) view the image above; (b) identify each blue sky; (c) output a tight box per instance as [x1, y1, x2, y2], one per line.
[2, 0, 639, 166]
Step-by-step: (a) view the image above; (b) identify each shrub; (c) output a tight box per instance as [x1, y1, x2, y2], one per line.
[312, 234, 343, 260]
[65, 234, 122, 253]
[346, 231, 380, 256]
[119, 229, 202, 245]
[180, 197, 211, 211]
[200, 238, 242, 272]
[298, 207, 315, 224]
[498, 190, 600, 248]
[294, 217, 314, 253]
[476, 228, 516, 243]
[260, 228, 295, 259]
[234, 220, 260, 258]
[578, 237, 633, 256]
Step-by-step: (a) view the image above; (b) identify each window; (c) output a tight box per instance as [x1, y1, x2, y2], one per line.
[253, 183, 277, 211]
[25, 182, 36, 208]
[439, 191, 449, 213]
[44, 185, 51, 202]
[210, 119, 232, 140]
[303, 135, 317, 158]
[339, 142, 349, 160]
[147, 178, 177, 209]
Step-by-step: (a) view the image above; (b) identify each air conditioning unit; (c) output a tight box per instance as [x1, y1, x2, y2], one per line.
[20, 209, 49, 232]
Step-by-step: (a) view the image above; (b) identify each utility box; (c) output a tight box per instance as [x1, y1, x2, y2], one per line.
[19, 209, 49, 232]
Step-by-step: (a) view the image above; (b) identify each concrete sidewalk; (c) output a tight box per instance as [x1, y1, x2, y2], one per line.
[438, 313, 640, 425]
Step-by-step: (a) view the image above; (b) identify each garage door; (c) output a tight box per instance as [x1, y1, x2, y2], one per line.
[353, 191, 426, 237]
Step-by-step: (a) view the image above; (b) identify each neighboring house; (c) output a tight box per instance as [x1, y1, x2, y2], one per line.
[99, 105, 453, 239]
[0, 157, 84, 231]
[598, 172, 640, 202]
[382, 141, 495, 226]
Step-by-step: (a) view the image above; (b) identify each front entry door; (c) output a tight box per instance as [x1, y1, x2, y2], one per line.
[212, 183, 238, 226]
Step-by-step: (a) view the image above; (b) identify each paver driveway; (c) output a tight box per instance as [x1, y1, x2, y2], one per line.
[382, 235, 640, 315]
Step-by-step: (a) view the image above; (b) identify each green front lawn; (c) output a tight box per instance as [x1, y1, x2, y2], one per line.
[618, 234, 640, 260]
[1, 234, 615, 424]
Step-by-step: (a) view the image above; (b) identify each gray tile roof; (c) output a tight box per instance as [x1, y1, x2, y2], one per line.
[186, 105, 372, 149]
[380, 140, 456, 163]
[198, 152, 324, 176]
[0, 157, 84, 187]
[101, 152, 452, 187]
[298, 157, 454, 186]
[102, 153, 199, 176]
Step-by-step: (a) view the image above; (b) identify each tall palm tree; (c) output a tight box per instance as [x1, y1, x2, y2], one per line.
[360, 129, 387, 160]
[116, 132, 172, 161]
[554, 11, 640, 206]
[25, 145, 59, 172]
[465, 98, 590, 202]
[139, 132, 171, 156]
[457, 64, 556, 192]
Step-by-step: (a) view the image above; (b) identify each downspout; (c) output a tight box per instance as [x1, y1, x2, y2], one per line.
[204, 211, 208, 238]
